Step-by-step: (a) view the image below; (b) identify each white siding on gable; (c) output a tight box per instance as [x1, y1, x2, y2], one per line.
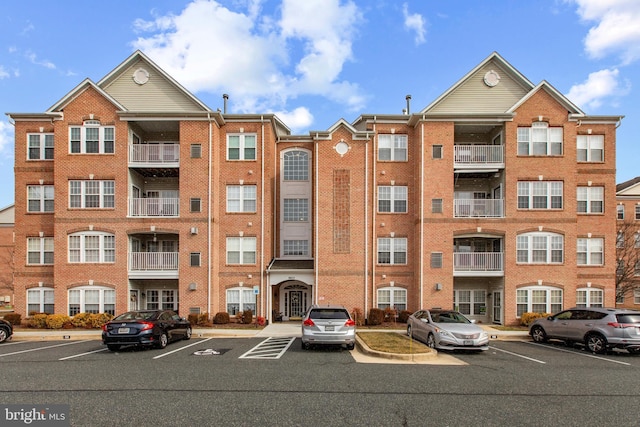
[429, 61, 530, 114]
[617, 183, 640, 197]
[101, 60, 204, 113]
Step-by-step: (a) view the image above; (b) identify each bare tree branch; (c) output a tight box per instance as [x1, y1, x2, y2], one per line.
[615, 220, 640, 299]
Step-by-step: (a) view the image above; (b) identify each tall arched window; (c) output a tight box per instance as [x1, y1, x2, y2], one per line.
[283, 150, 309, 181]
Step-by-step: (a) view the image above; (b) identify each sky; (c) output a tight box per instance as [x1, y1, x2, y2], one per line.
[1, 0, 639, 209]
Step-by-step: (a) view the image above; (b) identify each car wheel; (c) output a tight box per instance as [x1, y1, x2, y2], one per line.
[530, 326, 548, 343]
[407, 325, 412, 337]
[157, 332, 168, 349]
[585, 333, 607, 354]
[426, 333, 436, 349]
[347, 343, 355, 350]
[184, 327, 192, 340]
[107, 344, 121, 352]
[0, 328, 8, 343]
[627, 347, 640, 354]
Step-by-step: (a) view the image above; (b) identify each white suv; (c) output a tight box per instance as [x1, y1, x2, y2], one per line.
[301, 305, 356, 350]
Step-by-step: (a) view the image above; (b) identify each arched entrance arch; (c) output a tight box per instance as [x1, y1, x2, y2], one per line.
[277, 281, 311, 320]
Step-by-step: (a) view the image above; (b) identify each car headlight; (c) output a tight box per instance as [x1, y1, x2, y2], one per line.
[437, 328, 454, 338]
[480, 331, 489, 339]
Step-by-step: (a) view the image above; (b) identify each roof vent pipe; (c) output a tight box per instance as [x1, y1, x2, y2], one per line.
[405, 94, 411, 115]
[223, 94, 229, 114]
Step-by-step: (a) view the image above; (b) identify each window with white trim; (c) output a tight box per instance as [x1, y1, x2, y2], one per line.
[516, 232, 563, 264]
[27, 237, 53, 265]
[68, 232, 115, 263]
[576, 288, 603, 307]
[378, 134, 407, 161]
[377, 237, 407, 265]
[577, 237, 603, 266]
[517, 122, 563, 155]
[577, 135, 604, 162]
[377, 287, 407, 311]
[283, 240, 309, 256]
[617, 231, 625, 248]
[227, 134, 256, 160]
[617, 204, 624, 220]
[283, 199, 309, 221]
[68, 286, 115, 315]
[226, 237, 256, 264]
[146, 289, 176, 310]
[27, 185, 54, 212]
[577, 186, 603, 213]
[517, 181, 563, 209]
[28, 133, 54, 160]
[636, 205, 640, 220]
[635, 289, 640, 305]
[378, 186, 407, 213]
[69, 121, 114, 154]
[226, 287, 256, 315]
[27, 287, 54, 314]
[516, 287, 563, 317]
[69, 180, 114, 208]
[454, 290, 486, 316]
[227, 185, 257, 212]
[283, 150, 309, 181]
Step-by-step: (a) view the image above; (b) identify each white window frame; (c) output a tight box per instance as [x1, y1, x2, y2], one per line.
[283, 150, 309, 181]
[68, 286, 115, 315]
[27, 133, 54, 160]
[378, 134, 408, 161]
[516, 287, 563, 317]
[516, 232, 563, 264]
[454, 290, 487, 316]
[27, 287, 55, 314]
[377, 287, 407, 311]
[577, 134, 604, 162]
[283, 199, 309, 222]
[635, 289, 640, 305]
[27, 237, 54, 265]
[617, 204, 625, 220]
[636, 205, 640, 220]
[283, 240, 309, 256]
[27, 185, 54, 212]
[377, 237, 407, 265]
[577, 186, 603, 214]
[517, 181, 563, 209]
[577, 237, 604, 266]
[227, 133, 256, 160]
[226, 237, 257, 264]
[576, 288, 603, 307]
[68, 232, 115, 263]
[226, 287, 256, 315]
[517, 122, 563, 156]
[378, 186, 408, 213]
[145, 289, 177, 310]
[69, 180, 115, 208]
[69, 121, 115, 154]
[226, 185, 257, 212]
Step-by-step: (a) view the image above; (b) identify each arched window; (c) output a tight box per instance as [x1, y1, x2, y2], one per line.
[516, 232, 563, 264]
[68, 286, 115, 315]
[377, 287, 407, 311]
[226, 287, 256, 315]
[68, 231, 115, 263]
[516, 286, 563, 317]
[27, 287, 54, 314]
[283, 150, 309, 181]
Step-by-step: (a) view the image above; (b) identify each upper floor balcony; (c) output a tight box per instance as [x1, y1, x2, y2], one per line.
[129, 143, 180, 167]
[128, 251, 179, 279]
[453, 252, 504, 277]
[454, 198, 504, 218]
[454, 145, 504, 170]
[129, 198, 179, 217]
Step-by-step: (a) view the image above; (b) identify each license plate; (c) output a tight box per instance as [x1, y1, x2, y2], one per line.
[117, 328, 130, 334]
[463, 340, 474, 346]
[325, 326, 335, 331]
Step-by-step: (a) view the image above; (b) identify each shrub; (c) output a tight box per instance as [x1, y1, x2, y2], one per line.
[351, 308, 365, 326]
[213, 312, 230, 324]
[520, 312, 551, 327]
[242, 309, 253, 325]
[71, 313, 93, 328]
[3, 313, 22, 326]
[46, 314, 71, 329]
[28, 313, 48, 329]
[90, 313, 113, 328]
[383, 307, 398, 322]
[188, 314, 199, 326]
[368, 308, 384, 326]
[398, 310, 411, 323]
[256, 316, 266, 326]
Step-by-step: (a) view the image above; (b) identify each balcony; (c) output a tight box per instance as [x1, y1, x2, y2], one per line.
[453, 252, 504, 276]
[129, 198, 179, 217]
[454, 145, 504, 169]
[454, 199, 504, 218]
[129, 143, 180, 166]
[128, 252, 179, 279]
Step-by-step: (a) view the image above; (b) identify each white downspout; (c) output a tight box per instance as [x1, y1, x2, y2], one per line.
[260, 116, 265, 319]
[364, 136, 369, 314]
[207, 113, 213, 316]
[420, 120, 425, 309]
[314, 137, 319, 305]
[371, 119, 377, 310]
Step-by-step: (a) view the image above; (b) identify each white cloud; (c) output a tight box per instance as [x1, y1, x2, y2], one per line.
[0, 66, 9, 79]
[572, 0, 640, 64]
[566, 68, 629, 110]
[0, 120, 14, 156]
[131, 0, 365, 128]
[402, 3, 426, 45]
[25, 51, 55, 69]
[272, 107, 314, 132]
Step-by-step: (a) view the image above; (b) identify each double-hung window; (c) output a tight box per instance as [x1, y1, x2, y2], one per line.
[68, 286, 115, 315]
[576, 288, 603, 307]
[516, 232, 563, 264]
[577, 186, 603, 213]
[378, 134, 407, 161]
[27, 287, 55, 314]
[227, 134, 256, 160]
[517, 181, 563, 209]
[69, 180, 115, 208]
[516, 287, 563, 317]
[577, 135, 604, 162]
[226, 237, 256, 264]
[378, 186, 408, 213]
[69, 121, 115, 154]
[377, 287, 407, 311]
[27, 185, 54, 212]
[377, 237, 407, 265]
[454, 290, 486, 316]
[226, 287, 256, 315]
[68, 232, 115, 263]
[27, 237, 54, 265]
[27, 133, 54, 160]
[617, 204, 625, 220]
[227, 185, 257, 212]
[577, 237, 604, 266]
[517, 122, 563, 155]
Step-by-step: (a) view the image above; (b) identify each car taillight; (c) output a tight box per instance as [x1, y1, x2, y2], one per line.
[303, 318, 315, 327]
[139, 322, 154, 331]
[344, 319, 355, 327]
[101, 324, 109, 332]
[608, 322, 635, 328]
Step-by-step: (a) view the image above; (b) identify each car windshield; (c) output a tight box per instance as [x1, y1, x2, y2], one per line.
[616, 314, 640, 324]
[431, 311, 471, 324]
[309, 309, 349, 320]
[113, 311, 156, 321]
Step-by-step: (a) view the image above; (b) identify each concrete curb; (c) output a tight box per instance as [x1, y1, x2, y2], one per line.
[355, 332, 437, 361]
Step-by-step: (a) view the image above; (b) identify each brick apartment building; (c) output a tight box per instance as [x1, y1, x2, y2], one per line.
[615, 177, 640, 308]
[6, 51, 623, 326]
[0, 204, 14, 307]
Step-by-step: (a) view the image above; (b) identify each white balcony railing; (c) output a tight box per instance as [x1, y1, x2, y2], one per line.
[129, 252, 179, 271]
[129, 198, 179, 217]
[454, 199, 504, 218]
[454, 145, 504, 165]
[453, 252, 503, 272]
[129, 143, 180, 164]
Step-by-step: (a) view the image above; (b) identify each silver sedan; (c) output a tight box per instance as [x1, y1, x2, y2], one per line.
[407, 309, 489, 351]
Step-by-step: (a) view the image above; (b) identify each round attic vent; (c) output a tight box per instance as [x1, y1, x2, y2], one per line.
[483, 70, 500, 87]
[133, 68, 149, 85]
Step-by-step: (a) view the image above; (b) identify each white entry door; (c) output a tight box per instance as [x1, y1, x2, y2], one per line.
[493, 291, 502, 324]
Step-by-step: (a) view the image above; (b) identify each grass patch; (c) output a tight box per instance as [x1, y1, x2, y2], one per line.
[357, 331, 431, 354]
[490, 326, 528, 331]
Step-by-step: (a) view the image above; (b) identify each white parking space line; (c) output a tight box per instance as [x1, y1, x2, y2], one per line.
[489, 346, 546, 364]
[152, 338, 213, 359]
[59, 347, 110, 360]
[525, 342, 631, 366]
[239, 337, 295, 359]
[0, 340, 91, 358]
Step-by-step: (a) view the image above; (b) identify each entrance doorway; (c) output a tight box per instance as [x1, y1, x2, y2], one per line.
[492, 291, 502, 324]
[281, 283, 310, 319]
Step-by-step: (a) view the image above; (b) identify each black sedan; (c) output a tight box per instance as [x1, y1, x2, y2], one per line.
[102, 310, 192, 351]
[0, 319, 13, 343]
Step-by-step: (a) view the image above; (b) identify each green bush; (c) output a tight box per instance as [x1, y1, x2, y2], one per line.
[520, 312, 551, 326]
[368, 308, 385, 326]
[28, 313, 48, 329]
[213, 312, 230, 324]
[242, 309, 253, 325]
[398, 310, 411, 323]
[3, 313, 22, 326]
[46, 314, 71, 329]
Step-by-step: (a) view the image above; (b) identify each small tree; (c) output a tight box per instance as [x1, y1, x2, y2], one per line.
[0, 246, 15, 302]
[615, 220, 640, 301]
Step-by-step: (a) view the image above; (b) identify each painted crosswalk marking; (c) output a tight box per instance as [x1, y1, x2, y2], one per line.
[239, 337, 295, 359]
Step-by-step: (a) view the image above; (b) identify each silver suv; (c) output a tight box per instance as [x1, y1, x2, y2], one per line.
[301, 305, 356, 350]
[529, 307, 640, 354]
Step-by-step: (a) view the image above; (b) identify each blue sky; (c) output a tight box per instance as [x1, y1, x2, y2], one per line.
[1, 0, 639, 209]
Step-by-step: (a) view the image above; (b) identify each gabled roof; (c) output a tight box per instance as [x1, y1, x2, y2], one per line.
[617, 177, 640, 195]
[47, 78, 127, 113]
[506, 80, 584, 115]
[309, 118, 372, 140]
